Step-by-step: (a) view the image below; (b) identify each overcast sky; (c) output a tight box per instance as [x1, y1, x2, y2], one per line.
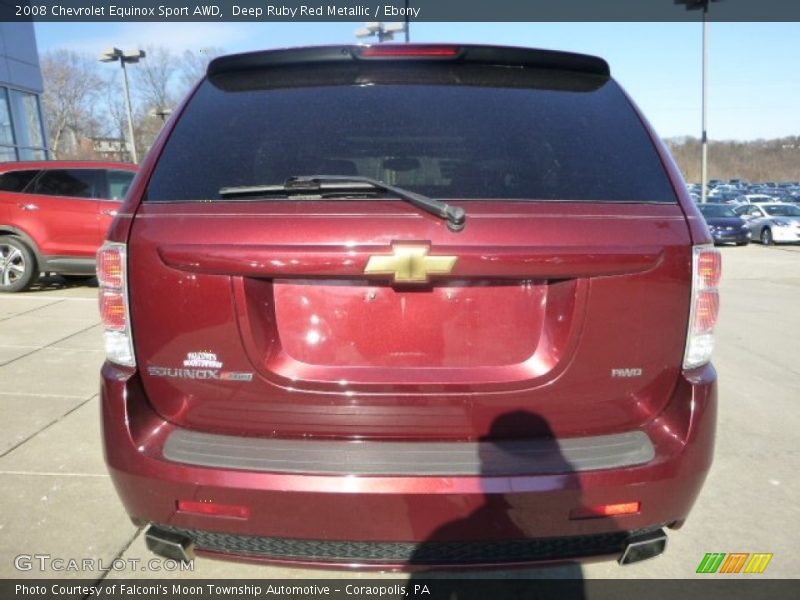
[33, 21, 800, 141]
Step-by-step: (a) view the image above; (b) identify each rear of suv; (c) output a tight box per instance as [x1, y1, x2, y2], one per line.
[100, 45, 719, 568]
[0, 161, 137, 292]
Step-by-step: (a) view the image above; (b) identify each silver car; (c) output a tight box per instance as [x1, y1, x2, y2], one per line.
[732, 194, 775, 206]
[734, 203, 800, 245]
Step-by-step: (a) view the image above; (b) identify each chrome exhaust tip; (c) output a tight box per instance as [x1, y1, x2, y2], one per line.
[618, 529, 667, 565]
[145, 526, 195, 563]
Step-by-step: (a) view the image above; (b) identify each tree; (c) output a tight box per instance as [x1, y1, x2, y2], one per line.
[39, 45, 229, 162]
[40, 50, 104, 158]
[665, 136, 800, 183]
[178, 47, 225, 96]
[100, 73, 136, 162]
[135, 46, 177, 112]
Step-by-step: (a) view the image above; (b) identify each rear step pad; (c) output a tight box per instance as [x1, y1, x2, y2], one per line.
[163, 429, 655, 476]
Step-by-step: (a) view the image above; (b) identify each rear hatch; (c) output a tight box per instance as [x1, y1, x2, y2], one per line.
[128, 45, 691, 440]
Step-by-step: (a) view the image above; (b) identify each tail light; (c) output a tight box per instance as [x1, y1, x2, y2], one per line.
[683, 246, 721, 369]
[97, 242, 135, 367]
[99, 290, 127, 331]
[358, 44, 461, 59]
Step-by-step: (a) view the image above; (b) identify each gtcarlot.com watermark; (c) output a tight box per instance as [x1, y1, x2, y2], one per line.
[14, 554, 194, 572]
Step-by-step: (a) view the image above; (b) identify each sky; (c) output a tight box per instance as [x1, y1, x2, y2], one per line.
[32, 21, 800, 141]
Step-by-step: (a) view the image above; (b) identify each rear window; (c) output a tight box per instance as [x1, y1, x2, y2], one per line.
[147, 65, 677, 203]
[699, 205, 736, 218]
[764, 205, 800, 217]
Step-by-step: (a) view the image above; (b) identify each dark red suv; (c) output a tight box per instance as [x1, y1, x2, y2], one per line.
[0, 160, 137, 292]
[99, 45, 719, 568]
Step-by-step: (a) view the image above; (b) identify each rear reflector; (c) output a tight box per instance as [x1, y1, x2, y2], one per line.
[177, 500, 250, 519]
[683, 246, 722, 369]
[99, 290, 127, 332]
[359, 45, 461, 58]
[694, 290, 720, 334]
[570, 502, 641, 520]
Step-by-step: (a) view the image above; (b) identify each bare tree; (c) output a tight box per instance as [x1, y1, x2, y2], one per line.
[40, 50, 104, 158]
[40, 45, 227, 163]
[178, 47, 224, 96]
[137, 110, 169, 158]
[135, 46, 177, 112]
[101, 73, 134, 161]
[666, 136, 800, 183]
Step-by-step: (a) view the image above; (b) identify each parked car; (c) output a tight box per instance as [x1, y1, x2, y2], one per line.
[714, 190, 745, 204]
[99, 44, 719, 568]
[0, 161, 137, 292]
[697, 204, 750, 245]
[735, 202, 800, 245]
[733, 193, 775, 205]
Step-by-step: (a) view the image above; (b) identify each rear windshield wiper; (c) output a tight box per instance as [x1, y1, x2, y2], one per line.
[219, 175, 466, 232]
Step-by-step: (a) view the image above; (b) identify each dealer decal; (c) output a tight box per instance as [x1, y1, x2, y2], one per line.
[183, 351, 223, 368]
[148, 351, 253, 382]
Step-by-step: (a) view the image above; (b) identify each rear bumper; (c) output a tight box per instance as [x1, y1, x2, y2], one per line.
[711, 231, 749, 244]
[101, 363, 717, 568]
[770, 228, 800, 243]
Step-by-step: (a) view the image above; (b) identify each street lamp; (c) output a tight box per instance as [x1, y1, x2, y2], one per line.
[149, 107, 173, 123]
[676, 0, 721, 203]
[99, 47, 146, 164]
[355, 21, 407, 43]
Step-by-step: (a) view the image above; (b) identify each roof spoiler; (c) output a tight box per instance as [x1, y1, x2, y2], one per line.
[207, 44, 610, 78]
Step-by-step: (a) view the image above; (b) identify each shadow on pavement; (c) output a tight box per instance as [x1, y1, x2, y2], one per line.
[406, 410, 597, 597]
[27, 274, 98, 292]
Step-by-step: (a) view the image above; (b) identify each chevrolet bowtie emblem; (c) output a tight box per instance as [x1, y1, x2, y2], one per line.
[364, 244, 457, 283]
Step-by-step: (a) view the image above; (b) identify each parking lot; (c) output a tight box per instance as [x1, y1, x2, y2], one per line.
[1, 244, 798, 581]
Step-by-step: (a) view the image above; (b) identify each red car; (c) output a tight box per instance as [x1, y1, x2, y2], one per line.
[99, 45, 719, 568]
[0, 160, 137, 292]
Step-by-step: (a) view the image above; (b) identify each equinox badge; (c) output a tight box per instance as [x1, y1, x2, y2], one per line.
[364, 244, 457, 283]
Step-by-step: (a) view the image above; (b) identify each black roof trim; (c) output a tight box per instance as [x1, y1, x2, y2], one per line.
[207, 44, 610, 78]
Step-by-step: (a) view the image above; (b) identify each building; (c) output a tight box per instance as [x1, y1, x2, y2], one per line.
[78, 136, 129, 162]
[0, 19, 48, 162]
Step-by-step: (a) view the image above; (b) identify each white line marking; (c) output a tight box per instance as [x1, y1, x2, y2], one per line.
[7, 296, 97, 302]
[0, 391, 92, 399]
[0, 470, 108, 478]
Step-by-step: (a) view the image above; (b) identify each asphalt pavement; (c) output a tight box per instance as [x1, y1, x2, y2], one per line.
[1, 245, 798, 581]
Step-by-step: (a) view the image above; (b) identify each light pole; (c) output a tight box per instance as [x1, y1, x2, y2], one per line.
[355, 21, 407, 43]
[676, 0, 720, 203]
[701, 7, 709, 203]
[404, 0, 410, 42]
[100, 47, 146, 164]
